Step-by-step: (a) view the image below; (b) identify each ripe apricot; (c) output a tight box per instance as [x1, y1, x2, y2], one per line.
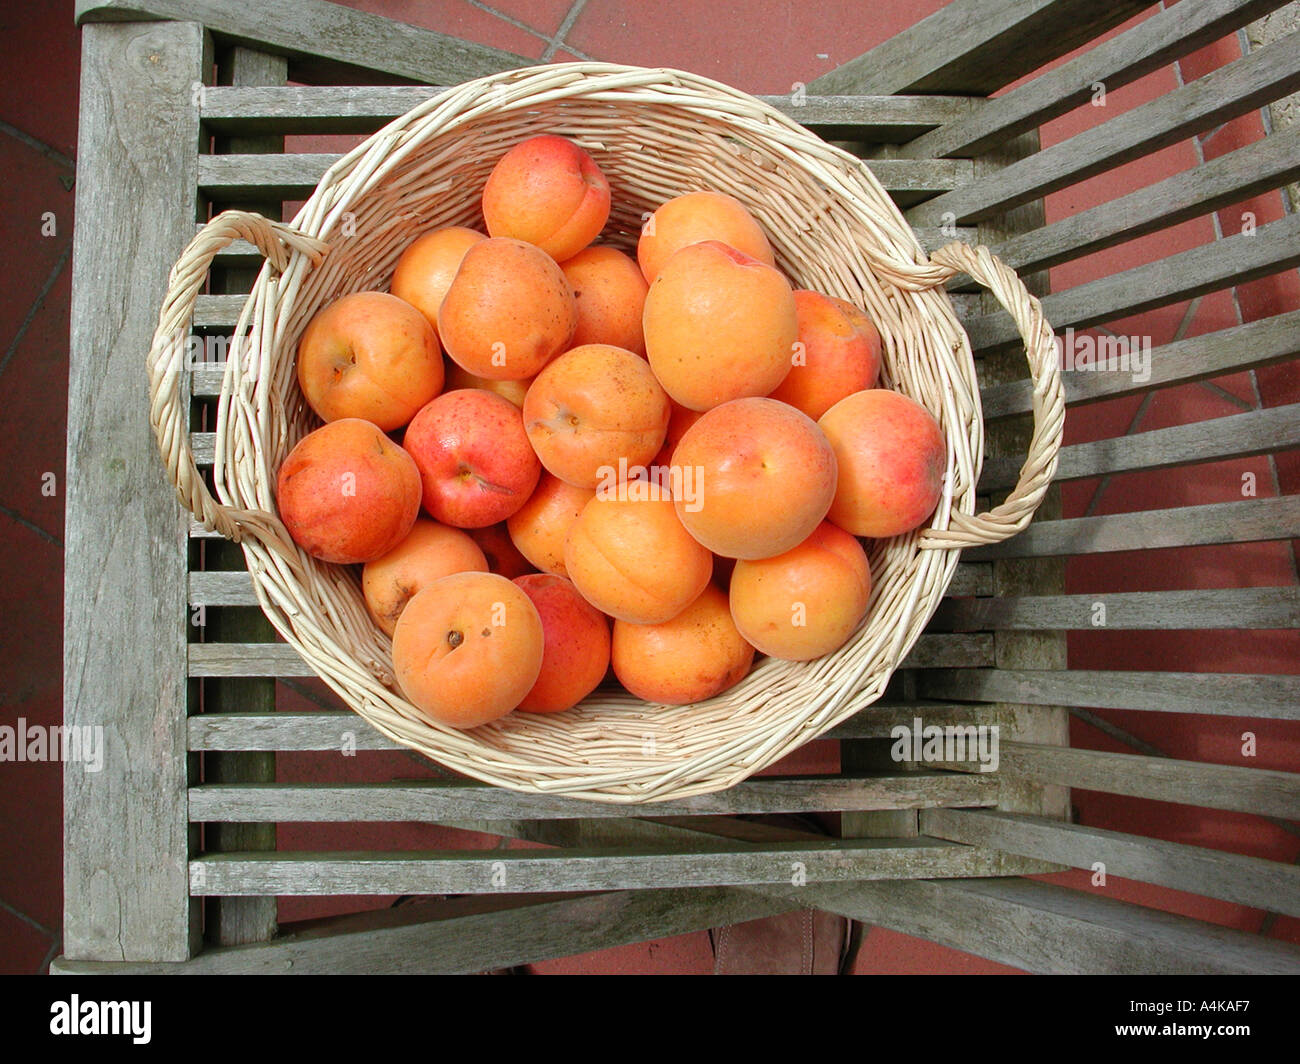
[560, 245, 648, 354]
[769, 290, 882, 421]
[514, 573, 611, 714]
[362, 519, 488, 636]
[390, 226, 486, 333]
[637, 190, 774, 284]
[506, 474, 595, 577]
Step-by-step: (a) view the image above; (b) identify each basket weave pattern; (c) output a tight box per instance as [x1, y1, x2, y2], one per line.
[148, 63, 1063, 802]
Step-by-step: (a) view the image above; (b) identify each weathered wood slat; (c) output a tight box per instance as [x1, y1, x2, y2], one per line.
[963, 496, 1300, 561]
[188, 773, 999, 823]
[931, 587, 1300, 632]
[810, 0, 1149, 96]
[979, 310, 1300, 420]
[788, 877, 1300, 974]
[186, 700, 1005, 751]
[52, 888, 794, 975]
[76, 0, 528, 86]
[197, 152, 972, 202]
[186, 633, 994, 677]
[919, 668, 1300, 720]
[966, 211, 1300, 352]
[983, 124, 1300, 277]
[923, 808, 1300, 917]
[990, 742, 1300, 820]
[910, 31, 1300, 225]
[199, 84, 980, 139]
[188, 837, 1028, 895]
[63, 19, 208, 964]
[981, 403, 1300, 491]
[901, 0, 1290, 160]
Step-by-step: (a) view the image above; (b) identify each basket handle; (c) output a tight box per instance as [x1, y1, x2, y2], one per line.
[916, 242, 1065, 550]
[147, 209, 328, 545]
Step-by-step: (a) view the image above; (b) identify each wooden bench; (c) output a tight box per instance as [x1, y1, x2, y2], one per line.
[54, 0, 1300, 973]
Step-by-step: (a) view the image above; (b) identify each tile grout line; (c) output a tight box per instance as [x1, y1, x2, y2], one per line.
[0, 502, 62, 548]
[0, 240, 72, 385]
[0, 119, 75, 172]
[541, 0, 589, 62]
[0, 896, 57, 939]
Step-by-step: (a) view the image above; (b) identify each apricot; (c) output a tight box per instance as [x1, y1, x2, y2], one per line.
[729, 521, 871, 660]
[506, 474, 595, 577]
[523, 343, 671, 490]
[437, 237, 578, 380]
[643, 240, 797, 411]
[819, 389, 947, 538]
[769, 290, 883, 421]
[389, 226, 486, 333]
[564, 494, 712, 624]
[637, 190, 775, 284]
[276, 418, 421, 565]
[671, 397, 837, 560]
[612, 584, 754, 705]
[514, 573, 611, 714]
[481, 135, 611, 263]
[442, 360, 530, 409]
[391, 572, 544, 729]
[296, 291, 443, 431]
[468, 522, 536, 579]
[403, 389, 541, 528]
[560, 245, 648, 354]
[362, 518, 488, 636]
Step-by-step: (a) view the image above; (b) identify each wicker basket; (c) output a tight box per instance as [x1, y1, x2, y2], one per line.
[148, 62, 1063, 803]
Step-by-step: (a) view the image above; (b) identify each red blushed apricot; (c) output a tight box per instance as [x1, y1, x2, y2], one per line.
[819, 389, 947, 538]
[296, 291, 443, 431]
[637, 190, 775, 284]
[729, 521, 871, 660]
[523, 343, 670, 489]
[564, 494, 713, 624]
[506, 474, 595, 577]
[560, 246, 649, 354]
[514, 573, 611, 714]
[362, 519, 488, 636]
[402, 389, 541, 528]
[392, 572, 544, 729]
[481, 135, 611, 263]
[768, 290, 883, 421]
[671, 397, 837, 560]
[276, 418, 421, 565]
[643, 240, 797, 411]
[390, 226, 486, 334]
[612, 584, 754, 705]
[467, 522, 536, 579]
[437, 237, 578, 380]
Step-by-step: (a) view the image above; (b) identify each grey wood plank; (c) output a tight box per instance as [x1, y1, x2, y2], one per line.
[979, 310, 1300, 420]
[901, 0, 1290, 160]
[981, 124, 1300, 277]
[52, 888, 795, 974]
[963, 496, 1300, 561]
[196, 152, 972, 203]
[186, 700, 1007, 750]
[63, 19, 208, 964]
[922, 808, 1300, 917]
[187, 773, 999, 823]
[918, 668, 1300, 719]
[76, 0, 528, 86]
[199, 84, 980, 139]
[910, 31, 1300, 225]
[992, 742, 1300, 820]
[931, 587, 1300, 632]
[201, 43, 286, 951]
[187, 837, 1030, 895]
[784, 877, 1300, 974]
[983, 403, 1300, 490]
[185, 633, 994, 676]
[964, 212, 1300, 352]
[809, 0, 1148, 96]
